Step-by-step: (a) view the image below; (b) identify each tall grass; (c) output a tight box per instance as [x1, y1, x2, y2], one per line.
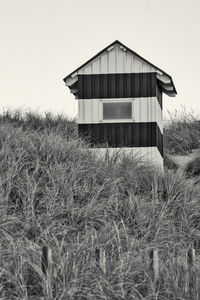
[0, 109, 78, 139]
[164, 108, 200, 154]
[0, 110, 200, 299]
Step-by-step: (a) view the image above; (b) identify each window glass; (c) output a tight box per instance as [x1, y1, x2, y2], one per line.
[103, 102, 132, 119]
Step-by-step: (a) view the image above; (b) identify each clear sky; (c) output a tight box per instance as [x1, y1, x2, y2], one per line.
[1, 0, 200, 119]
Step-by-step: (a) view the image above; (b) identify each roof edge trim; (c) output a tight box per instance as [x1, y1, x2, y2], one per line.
[63, 40, 177, 94]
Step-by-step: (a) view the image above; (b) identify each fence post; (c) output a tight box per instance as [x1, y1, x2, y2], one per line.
[187, 247, 195, 266]
[41, 246, 48, 276]
[95, 247, 106, 274]
[149, 249, 159, 282]
[41, 246, 52, 299]
[186, 247, 196, 298]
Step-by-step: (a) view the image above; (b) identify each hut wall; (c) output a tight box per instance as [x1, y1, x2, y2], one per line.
[89, 147, 163, 169]
[73, 43, 163, 168]
[78, 97, 163, 133]
[74, 44, 156, 75]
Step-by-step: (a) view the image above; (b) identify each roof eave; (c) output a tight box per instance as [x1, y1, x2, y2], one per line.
[63, 40, 177, 96]
[63, 40, 120, 82]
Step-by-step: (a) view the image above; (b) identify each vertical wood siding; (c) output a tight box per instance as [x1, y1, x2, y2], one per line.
[77, 73, 157, 99]
[78, 122, 163, 157]
[78, 97, 163, 134]
[65, 43, 166, 167]
[75, 44, 156, 75]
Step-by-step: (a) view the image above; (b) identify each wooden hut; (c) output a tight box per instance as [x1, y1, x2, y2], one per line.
[63, 40, 177, 168]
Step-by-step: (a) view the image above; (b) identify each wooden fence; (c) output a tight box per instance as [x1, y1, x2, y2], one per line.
[13, 244, 199, 300]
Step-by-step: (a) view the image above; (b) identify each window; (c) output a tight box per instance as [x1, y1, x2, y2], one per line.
[103, 102, 132, 120]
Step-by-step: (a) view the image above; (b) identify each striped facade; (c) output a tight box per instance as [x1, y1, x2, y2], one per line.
[63, 41, 177, 168]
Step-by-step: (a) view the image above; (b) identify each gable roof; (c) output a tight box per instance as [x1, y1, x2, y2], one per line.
[63, 40, 177, 96]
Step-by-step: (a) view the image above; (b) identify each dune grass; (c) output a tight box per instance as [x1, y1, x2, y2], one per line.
[0, 109, 78, 139]
[0, 110, 200, 299]
[164, 108, 200, 155]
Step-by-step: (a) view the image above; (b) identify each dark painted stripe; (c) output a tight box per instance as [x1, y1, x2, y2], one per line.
[78, 73, 157, 99]
[78, 122, 163, 157]
[156, 125, 163, 156]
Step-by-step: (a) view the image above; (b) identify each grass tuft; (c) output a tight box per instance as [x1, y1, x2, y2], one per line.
[185, 155, 200, 177]
[164, 108, 200, 154]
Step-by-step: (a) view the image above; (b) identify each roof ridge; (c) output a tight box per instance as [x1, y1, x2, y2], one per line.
[63, 40, 177, 95]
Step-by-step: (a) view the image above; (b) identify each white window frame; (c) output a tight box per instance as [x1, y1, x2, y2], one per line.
[100, 98, 135, 123]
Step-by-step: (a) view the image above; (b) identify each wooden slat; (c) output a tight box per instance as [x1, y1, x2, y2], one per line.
[77, 73, 157, 99]
[78, 122, 163, 156]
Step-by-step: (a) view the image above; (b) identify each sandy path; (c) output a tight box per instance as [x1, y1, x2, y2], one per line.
[168, 149, 200, 169]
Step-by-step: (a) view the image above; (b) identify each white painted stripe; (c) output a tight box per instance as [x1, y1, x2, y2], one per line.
[78, 97, 163, 133]
[89, 147, 163, 169]
[75, 44, 156, 75]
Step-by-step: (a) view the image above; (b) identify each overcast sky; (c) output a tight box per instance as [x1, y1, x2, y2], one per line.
[1, 0, 200, 119]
